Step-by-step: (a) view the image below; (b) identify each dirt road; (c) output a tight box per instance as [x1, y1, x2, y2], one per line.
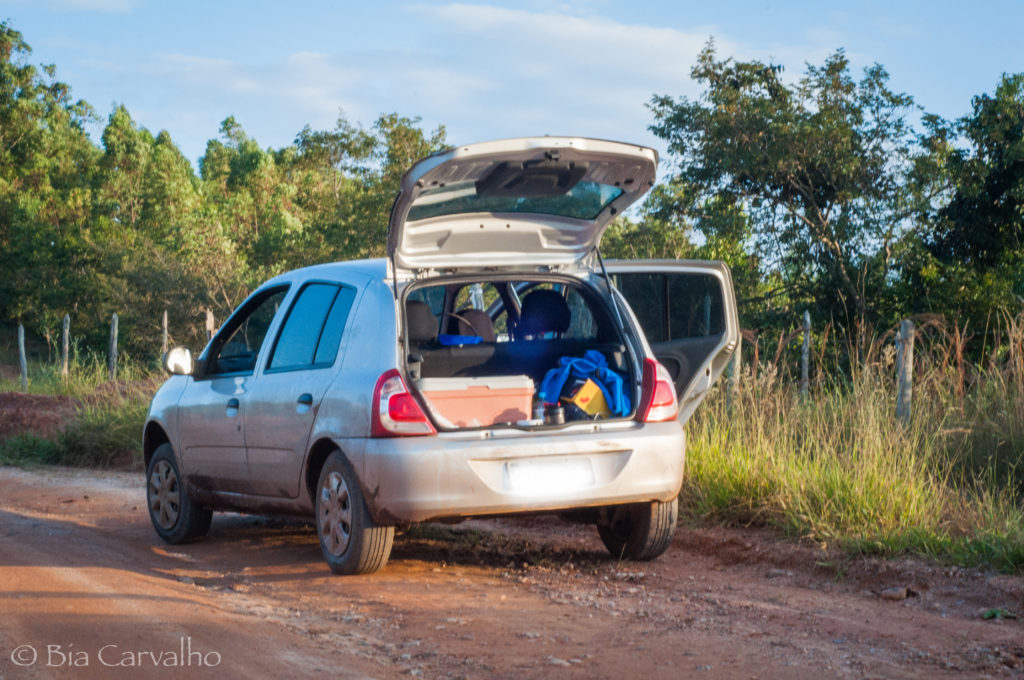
[0, 466, 1021, 679]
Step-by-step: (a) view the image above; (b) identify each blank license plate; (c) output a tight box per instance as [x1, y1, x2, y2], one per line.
[504, 457, 594, 494]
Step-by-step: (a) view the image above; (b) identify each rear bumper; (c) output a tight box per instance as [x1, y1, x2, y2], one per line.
[339, 420, 685, 524]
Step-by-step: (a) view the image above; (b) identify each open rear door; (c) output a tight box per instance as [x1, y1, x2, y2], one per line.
[606, 260, 740, 424]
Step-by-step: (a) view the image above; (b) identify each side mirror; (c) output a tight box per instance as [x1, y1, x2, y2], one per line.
[162, 347, 193, 376]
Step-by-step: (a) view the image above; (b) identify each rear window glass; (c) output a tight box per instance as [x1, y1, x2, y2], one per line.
[407, 181, 623, 222]
[407, 286, 445, 317]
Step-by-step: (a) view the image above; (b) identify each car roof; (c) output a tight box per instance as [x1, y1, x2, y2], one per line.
[262, 258, 387, 287]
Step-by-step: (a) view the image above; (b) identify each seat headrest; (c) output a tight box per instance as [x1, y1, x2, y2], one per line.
[519, 289, 570, 337]
[406, 300, 438, 343]
[456, 308, 496, 342]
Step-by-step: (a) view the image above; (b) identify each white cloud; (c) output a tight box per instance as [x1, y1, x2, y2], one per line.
[75, 2, 872, 166]
[411, 2, 723, 84]
[157, 51, 363, 119]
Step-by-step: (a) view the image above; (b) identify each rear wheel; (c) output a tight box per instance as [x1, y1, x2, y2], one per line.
[596, 497, 678, 561]
[315, 451, 394, 575]
[146, 443, 212, 544]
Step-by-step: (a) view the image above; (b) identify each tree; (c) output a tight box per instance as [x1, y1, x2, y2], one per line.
[0, 21, 455, 357]
[648, 43, 917, 328]
[0, 22, 101, 344]
[901, 74, 1024, 325]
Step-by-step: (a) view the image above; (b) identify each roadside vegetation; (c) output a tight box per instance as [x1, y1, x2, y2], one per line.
[0, 353, 156, 469]
[686, 315, 1024, 572]
[3, 319, 1023, 572]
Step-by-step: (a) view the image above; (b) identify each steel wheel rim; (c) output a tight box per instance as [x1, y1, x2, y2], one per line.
[148, 460, 181, 530]
[319, 471, 352, 557]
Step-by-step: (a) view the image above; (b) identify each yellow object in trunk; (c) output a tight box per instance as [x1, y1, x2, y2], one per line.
[568, 378, 611, 417]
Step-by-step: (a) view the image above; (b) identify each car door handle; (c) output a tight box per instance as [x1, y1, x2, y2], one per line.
[297, 393, 313, 406]
[227, 398, 240, 409]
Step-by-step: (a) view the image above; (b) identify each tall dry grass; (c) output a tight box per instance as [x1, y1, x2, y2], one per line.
[684, 313, 1024, 572]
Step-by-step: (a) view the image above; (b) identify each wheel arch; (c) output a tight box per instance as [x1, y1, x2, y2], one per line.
[306, 438, 349, 501]
[143, 421, 171, 470]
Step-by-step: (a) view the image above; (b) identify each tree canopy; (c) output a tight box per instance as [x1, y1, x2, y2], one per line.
[645, 44, 918, 330]
[0, 21, 446, 355]
[2, 21, 1022, 362]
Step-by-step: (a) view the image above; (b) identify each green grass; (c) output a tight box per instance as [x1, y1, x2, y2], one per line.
[684, 359, 1024, 573]
[0, 348, 158, 398]
[0, 397, 152, 469]
[1, 353, 159, 469]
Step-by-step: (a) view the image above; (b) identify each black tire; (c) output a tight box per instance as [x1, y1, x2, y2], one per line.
[315, 451, 394, 575]
[596, 496, 678, 561]
[146, 443, 212, 544]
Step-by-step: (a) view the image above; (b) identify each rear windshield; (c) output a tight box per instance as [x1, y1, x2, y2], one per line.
[407, 181, 623, 222]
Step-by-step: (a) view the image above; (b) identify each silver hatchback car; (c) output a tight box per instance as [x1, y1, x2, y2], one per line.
[144, 137, 739, 574]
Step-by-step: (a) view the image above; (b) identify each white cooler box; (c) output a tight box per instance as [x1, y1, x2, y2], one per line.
[416, 375, 534, 428]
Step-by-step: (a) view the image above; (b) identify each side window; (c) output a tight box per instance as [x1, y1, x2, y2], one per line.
[615, 272, 724, 342]
[211, 287, 289, 375]
[615, 273, 666, 342]
[268, 283, 356, 371]
[449, 282, 506, 338]
[314, 287, 356, 365]
[564, 288, 596, 339]
[452, 282, 501, 311]
[667, 274, 724, 338]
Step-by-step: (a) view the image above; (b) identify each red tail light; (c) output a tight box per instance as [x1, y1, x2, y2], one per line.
[371, 369, 436, 437]
[637, 358, 679, 423]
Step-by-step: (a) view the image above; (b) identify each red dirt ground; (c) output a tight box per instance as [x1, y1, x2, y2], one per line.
[1, 466, 1021, 679]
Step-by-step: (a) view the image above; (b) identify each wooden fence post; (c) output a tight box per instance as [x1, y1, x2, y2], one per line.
[62, 314, 70, 380]
[800, 311, 811, 396]
[18, 324, 28, 391]
[728, 335, 742, 390]
[108, 313, 118, 381]
[726, 335, 742, 411]
[896, 319, 915, 422]
[162, 309, 169, 356]
[205, 309, 215, 342]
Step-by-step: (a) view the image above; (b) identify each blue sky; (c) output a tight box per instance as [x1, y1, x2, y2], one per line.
[6, 0, 1023, 168]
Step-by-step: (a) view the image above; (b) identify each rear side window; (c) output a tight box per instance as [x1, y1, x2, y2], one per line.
[268, 282, 356, 371]
[616, 274, 666, 341]
[667, 274, 724, 338]
[314, 287, 356, 365]
[615, 272, 724, 342]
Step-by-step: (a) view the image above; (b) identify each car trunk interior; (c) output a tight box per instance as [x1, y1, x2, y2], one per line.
[402, 276, 637, 430]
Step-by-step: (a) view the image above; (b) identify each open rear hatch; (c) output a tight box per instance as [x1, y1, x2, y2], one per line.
[386, 137, 657, 272]
[384, 138, 741, 433]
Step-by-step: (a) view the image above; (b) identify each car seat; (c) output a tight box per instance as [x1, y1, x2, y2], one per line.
[518, 289, 570, 339]
[452, 308, 496, 342]
[406, 300, 439, 346]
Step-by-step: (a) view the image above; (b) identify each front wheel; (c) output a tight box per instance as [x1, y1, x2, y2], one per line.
[146, 443, 212, 544]
[315, 451, 394, 575]
[596, 497, 678, 561]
